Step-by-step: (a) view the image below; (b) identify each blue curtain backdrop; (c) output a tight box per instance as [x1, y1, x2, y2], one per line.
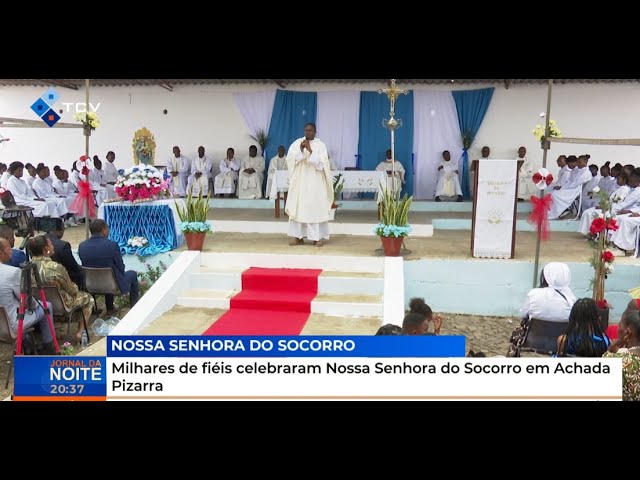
[357, 91, 414, 197]
[267, 89, 317, 157]
[452, 88, 494, 199]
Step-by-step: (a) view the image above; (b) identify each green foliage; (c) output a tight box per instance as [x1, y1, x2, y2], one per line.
[461, 130, 474, 150]
[333, 174, 345, 203]
[380, 188, 413, 226]
[116, 256, 170, 308]
[250, 129, 269, 152]
[175, 187, 210, 223]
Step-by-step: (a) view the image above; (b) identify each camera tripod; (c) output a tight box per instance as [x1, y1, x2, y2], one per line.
[15, 261, 60, 356]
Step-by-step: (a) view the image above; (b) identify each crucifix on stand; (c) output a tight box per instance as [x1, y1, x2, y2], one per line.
[376, 79, 411, 255]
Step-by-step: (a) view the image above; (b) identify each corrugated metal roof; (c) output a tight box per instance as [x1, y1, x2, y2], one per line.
[0, 79, 637, 89]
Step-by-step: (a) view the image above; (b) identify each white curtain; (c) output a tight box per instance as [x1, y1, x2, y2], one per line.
[316, 91, 360, 169]
[413, 91, 463, 199]
[233, 91, 276, 139]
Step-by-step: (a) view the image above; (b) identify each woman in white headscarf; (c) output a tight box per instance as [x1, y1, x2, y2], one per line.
[508, 263, 576, 356]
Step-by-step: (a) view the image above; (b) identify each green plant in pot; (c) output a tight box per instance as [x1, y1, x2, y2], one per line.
[373, 187, 413, 256]
[175, 188, 212, 251]
[250, 129, 269, 159]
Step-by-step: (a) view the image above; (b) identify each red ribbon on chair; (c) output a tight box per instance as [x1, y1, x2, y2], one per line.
[69, 180, 96, 217]
[528, 194, 553, 240]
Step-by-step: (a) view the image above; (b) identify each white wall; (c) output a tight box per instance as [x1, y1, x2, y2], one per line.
[2, 82, 640, 180]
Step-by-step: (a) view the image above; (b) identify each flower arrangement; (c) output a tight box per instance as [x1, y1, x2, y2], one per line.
[532, 119, 562, 142]
[332, 174, 345, 209]
[74, 111, 100, 131]
[127, 236, 148, 249]
[115, 166, 170, 203]
[176, 188, 212, 234]
[588, 187, 619, 309]
[373, 187, 413, 238]
[61, 342, 74, 356]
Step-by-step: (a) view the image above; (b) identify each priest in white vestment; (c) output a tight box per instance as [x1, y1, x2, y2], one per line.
[104, 151, 119, 185]
[214, 148, 240, 197]
[187, 146, 212, 197]
[548, 156, 592, 219]
[579, 174, 630, 236]
[266, 145, 288, 199]
[285, 123, 333, 247]
[5, 162, 54, 218]
[434, 150, 461, 202]
[376, 149, 406, 202]
[168, 146, 191, 196]
[238, 145, 265, 199]
[516, 147, 536, 201]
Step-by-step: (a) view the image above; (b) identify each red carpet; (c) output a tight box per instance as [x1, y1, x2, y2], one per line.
[203, 267, 322, 335]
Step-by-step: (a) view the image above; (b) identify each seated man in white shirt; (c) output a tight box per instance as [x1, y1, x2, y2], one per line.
[187, 146, 212, 197]
[434, 150, 462, 202]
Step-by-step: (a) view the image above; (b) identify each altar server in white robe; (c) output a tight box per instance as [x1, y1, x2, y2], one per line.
[5, 162, 54, 217]
[609, 170, 640, 251]
[434, 150, 461, 202]
[545, 155, 569, 192]
[516, 147, 536, 201]
[548, 155, 592, 219]
[214, 148, 240, 197]
[32, 165, 69, 218]
[579, 172, 630, 236]
[69, 165, 81, 190]
[581, 164, 601, 210]
[266, 145, 288, 199]
[285, 123, 333, 247]
[376, 149, 406, 202]
[168, 146, 191, 196]
[597, 163, 616, 196]
[89, 158, 116, 204]
[25, 163, 37, 188]
[104, 151, 119, 185]
[187, 146, 212, 197]
[238, 145, 265, 199]
[0, 170, 10, 189]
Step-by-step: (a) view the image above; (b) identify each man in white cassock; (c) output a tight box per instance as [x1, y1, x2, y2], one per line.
[104, 151, 119, 185]
[548, 155, 591, 219]
[214, 148, 240, 197]
[266, 145, 288, 198]
[286, 123, 333, 247]
[580, 164, 601, 210]
[238, 145, 265, 199]
[434, 150, 461, 202]
[187, 146, 212, 197]
[32, 165, 70, 219]
[376, 149, 406, 202]
[516, 146, 536, 201]
[169, 146, 191, 197]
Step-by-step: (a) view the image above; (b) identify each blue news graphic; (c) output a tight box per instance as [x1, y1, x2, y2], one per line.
[107, 335, 466, 357]
[14, 357, 107, 398]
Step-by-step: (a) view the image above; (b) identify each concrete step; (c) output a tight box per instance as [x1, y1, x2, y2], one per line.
[198, 252, 384, 273]
[312, 293, 383, 317]
[176, 288, 237, 309]
[175, 288, 383, 317]
[191, 266, 384, 296]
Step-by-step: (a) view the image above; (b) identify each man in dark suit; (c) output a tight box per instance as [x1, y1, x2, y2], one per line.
[78, 219, 139, 316]
[0, 224, 27, 267]
[46, 222, 84, 288]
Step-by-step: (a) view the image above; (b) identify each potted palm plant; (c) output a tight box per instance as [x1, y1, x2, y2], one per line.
[373, 188, 413, 256]
[330, 174, 345, 220]
[175, 188, 212, 251]
[250, 129, 269, 159]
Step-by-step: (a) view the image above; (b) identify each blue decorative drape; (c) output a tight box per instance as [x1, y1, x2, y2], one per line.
[267, 89, 317, 155]
[452, 88, 494, 199]
[357, 91, 414, 197]
[103, 204, 177, 256]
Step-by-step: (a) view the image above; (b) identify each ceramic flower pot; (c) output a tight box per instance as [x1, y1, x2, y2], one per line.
[83, 126, 92, 137]
[380, 236, 403, 256]
[184, 232, 206, 251]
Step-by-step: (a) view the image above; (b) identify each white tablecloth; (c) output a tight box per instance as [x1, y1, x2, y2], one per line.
[98, 198, 186, 246]
[269, 170, 387, 200]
